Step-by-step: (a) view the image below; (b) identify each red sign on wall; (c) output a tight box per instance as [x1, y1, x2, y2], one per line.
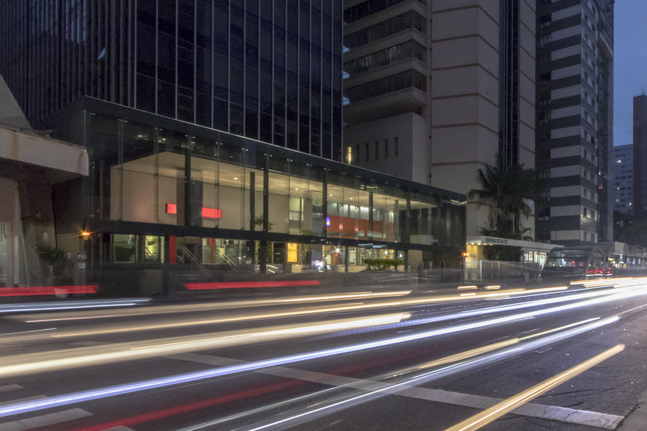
[165, 204, 222, 219]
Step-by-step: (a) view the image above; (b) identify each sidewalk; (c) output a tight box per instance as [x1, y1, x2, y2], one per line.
[618, 388, 647, 430]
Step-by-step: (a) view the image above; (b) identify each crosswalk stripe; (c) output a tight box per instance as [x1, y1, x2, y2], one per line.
[0, 408, 91, 431]
[0, 387, 22, 395]
[169, 352, 623, 429]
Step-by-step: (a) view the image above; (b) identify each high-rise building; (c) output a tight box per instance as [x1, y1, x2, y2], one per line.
[632, 94, 647, 215]
[343, 1, 536, 238]
[535, 0, 614, 246]
[0, 1, 467, 284]
[612, 144, 633, 214]
[0, 0, 344, 160]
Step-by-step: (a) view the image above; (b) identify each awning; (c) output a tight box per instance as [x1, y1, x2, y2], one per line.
[466, 236, 563, 252]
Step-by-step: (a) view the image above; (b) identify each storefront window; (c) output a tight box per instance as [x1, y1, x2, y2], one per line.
[218, 143, 246, 230]
[122, 122, 156, 223]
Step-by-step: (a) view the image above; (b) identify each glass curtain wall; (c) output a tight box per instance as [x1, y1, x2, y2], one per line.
[86, 109, 466, 269]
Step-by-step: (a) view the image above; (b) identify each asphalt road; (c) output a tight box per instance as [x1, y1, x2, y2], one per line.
[1, 278, 647, 431]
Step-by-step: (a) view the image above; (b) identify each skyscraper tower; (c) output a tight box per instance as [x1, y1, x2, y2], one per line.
[632, 94, 647, 215]
[343, 0, 536, 238]
[0, 1, 344, 160]
[535, 0, 614, 246]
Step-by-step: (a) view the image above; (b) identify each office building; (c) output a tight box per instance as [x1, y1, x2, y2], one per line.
[632, 94, 647, 215]
[612, 144, 632, 214]
[535, 0, 614, 246]
[0, 1, 467, 289]
[0, 0, 344, 160]
[343, 0, 536, 239]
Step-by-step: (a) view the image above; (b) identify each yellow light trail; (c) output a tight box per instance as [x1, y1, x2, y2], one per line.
[444, 344, 625, 431]
[17, 290, 411, 322]
[50, 302, 404, 338]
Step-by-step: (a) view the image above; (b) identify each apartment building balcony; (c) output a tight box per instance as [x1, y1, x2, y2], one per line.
[344, 86, 427, 125]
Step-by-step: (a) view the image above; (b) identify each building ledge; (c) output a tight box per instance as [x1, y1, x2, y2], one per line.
[344, 87, 427, 125]
[0, 126, 88, 182]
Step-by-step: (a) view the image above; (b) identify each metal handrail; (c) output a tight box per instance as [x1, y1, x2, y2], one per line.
[216, 249, 241, 272]
[182, 247, 214, 279]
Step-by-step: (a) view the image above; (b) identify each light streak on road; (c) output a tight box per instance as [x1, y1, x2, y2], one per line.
[231, 317, 619, 431]
[0, 299, 150, 314]
[445, 344, 625, 431]
[0, 312, 536, 419]
[48, 302, 404, 337]
[0, 313, 410, 379]
[15, 291, 412, 322]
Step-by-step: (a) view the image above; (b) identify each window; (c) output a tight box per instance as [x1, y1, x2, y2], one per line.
[375, 141, 379, 160]
[365, 142, 369, 162]
[344, 40, 427, 77]
[345, 11, 427, 49]
[344, 70, 427, 103]
[394, 137, 399, 157]
[583, 208, 588, 218]
[384, 139, 389, 158]
[344, 0, 426, 24]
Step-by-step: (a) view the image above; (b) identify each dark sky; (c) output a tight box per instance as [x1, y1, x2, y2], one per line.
[613, 1, 647, 146]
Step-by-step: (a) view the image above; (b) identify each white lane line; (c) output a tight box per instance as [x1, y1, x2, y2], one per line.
[0, 387, 22, 395]
[170, 353, 624, 429]
[0, 408, 91, 431]
[0, 398, 47, 408]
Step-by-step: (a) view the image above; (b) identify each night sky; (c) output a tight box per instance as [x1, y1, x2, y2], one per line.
[613, 1, 647, 147]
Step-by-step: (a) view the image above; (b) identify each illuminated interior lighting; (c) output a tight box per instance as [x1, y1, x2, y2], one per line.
[233, 177, 238, 180]
[165, 203, 177, 215]
[201, 208, 222, 219]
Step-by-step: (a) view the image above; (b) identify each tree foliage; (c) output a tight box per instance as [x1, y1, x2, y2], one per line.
[34, 244, 73, 285]
[469, 157, 537, 242]
[363, 258, 403, 271]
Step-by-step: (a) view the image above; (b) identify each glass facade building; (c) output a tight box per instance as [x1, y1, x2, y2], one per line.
[49, 98, 465, 274]
[0, 0, 344, 160]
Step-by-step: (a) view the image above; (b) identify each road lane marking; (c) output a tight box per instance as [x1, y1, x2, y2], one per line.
[0, 408, 91, 431]
[170, 352, 624, 429]
[445, 344, 626, 431]
[0, 387, 22, 395]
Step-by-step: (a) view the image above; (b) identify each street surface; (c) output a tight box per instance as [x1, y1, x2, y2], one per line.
[1, 278, 647, 430]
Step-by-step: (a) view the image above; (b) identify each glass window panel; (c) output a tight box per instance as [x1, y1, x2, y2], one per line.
[122, 122, 156, 223]
[89, 114, 120, 220]
[269, 171, 290, 234]
[218, 144, 247, 233]
[244, 168, 264, 231]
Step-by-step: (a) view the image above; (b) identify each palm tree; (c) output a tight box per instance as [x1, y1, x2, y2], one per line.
[469, 157, 537, 238]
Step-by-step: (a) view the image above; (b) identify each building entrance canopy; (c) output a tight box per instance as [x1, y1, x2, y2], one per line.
[467, 236, 561, 253]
